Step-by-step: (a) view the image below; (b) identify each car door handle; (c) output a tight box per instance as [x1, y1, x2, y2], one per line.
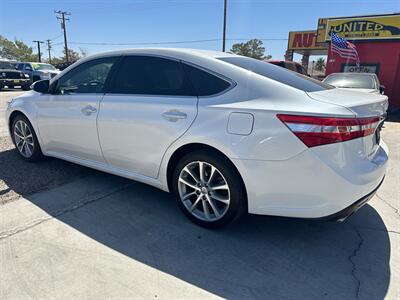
[81, 105, 97, 116]
[162, 111, 187, 122]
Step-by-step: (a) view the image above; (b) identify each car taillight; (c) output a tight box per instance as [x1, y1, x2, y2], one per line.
[277, 114, 380, 147]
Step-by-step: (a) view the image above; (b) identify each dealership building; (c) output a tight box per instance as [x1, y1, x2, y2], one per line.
[285, 13, 400, 110]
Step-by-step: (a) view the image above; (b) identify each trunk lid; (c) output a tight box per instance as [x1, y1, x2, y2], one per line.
[337, 87, 379, 94]
[307, 88, 388, 117]
[307, 88, 387, 159]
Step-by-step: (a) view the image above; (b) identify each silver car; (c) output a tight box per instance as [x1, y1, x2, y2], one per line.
[323, 72, 385, 94]
[6, 49, 388, 228]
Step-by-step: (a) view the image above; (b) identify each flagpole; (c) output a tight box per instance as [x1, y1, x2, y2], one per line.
[329, 30, 334, 66]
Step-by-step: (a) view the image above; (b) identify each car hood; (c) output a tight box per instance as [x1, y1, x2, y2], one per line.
[0, 69, 22, 73]
[307, 88, 388, 117]
[35, 69, 60, 74]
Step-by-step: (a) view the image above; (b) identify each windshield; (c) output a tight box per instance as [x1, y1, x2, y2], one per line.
[32, 63, 56, 71]
[218, 56, 333, 92]
[323, 74, 376, 89]
[0, 61, 17, 70]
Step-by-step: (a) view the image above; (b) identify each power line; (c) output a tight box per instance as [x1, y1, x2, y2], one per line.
[49, 33, 64, 41]
[55, 10, 71, 63]
[65, 37, 287, 46]
[32, 40, 45, 62]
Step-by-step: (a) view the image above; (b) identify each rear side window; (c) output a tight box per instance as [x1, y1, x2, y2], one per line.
[110, 56, 194, 96]
[219, 56, 333, 92]
[182, 63, 231, 96]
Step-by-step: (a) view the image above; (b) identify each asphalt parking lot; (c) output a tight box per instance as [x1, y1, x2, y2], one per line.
[0, 90, 399, 299]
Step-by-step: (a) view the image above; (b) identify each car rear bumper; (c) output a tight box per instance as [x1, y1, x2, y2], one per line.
[315, 176, 384, 222]
[231, 139, 388, 219]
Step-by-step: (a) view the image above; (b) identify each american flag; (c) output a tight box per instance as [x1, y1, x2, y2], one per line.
[330, 32, 360, 64]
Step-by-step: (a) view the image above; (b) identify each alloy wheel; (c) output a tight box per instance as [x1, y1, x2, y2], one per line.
[13, 120, 34, 158]
[178, 161, 231, 222]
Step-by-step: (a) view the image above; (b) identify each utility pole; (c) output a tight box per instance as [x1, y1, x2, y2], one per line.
[55, 10, 71, 63]
[33, 40, 45, 62]
[46, 39, 52, 64]
[222, 0, 227, 52]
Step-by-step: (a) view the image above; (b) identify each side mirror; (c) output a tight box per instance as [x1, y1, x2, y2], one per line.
[379, 85, 385, 94]
[32, 79, 50, 94]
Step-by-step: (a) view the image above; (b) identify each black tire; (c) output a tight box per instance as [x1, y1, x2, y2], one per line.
[22, 85, 30, 91]
[11, 114, 44, 162]
[171, 150, 247, 228]
[33, 76, 41, 82]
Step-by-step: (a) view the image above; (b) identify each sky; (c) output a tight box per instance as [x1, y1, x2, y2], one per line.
[1, 0, 399, 61]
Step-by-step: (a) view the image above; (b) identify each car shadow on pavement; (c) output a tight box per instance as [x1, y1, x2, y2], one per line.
[0, 142, 95, 203]
[0, 142, 391, 299]
[0, 147, 391, 300]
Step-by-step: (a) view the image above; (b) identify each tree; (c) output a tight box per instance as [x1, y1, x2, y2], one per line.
[0, 35, 38, 61]
[50, 48, 88, 65]
[230, 39, 271, 60]
[315, 57, 326, 71]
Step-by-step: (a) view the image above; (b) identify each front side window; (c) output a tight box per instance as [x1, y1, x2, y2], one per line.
[110, 56, 193, 96]
[56, 57, 116, 94]
[219, 56, 333, 92]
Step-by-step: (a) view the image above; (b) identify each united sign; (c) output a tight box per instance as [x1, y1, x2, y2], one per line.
[325, 14, 400, 41]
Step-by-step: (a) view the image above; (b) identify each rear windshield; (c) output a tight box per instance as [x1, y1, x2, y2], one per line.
[218, 56, 333, 92]
[323, 74, 375, 89]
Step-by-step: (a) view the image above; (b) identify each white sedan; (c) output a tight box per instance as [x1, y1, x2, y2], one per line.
[5, 48, 389, 228]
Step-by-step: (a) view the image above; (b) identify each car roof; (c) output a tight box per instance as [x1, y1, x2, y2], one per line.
[84, 48, 236, 60]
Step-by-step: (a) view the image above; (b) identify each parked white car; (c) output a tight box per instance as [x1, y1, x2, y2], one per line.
[323, 72, 385, 94]
[5, 49, 388, 228]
